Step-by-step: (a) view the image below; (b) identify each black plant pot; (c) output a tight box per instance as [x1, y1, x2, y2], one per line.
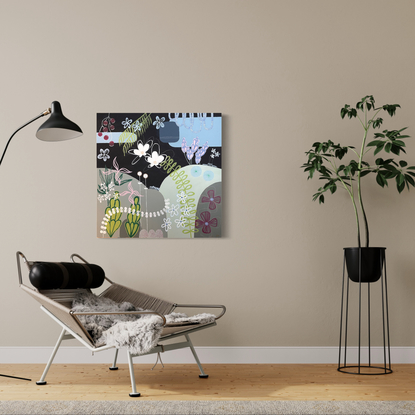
[344, 247, 386, 283]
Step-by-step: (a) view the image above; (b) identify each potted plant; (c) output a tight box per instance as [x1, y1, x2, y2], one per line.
[302, 95, 415, 282]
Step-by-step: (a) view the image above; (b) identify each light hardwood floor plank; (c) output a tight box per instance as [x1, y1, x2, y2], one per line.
[0, 364, 414, 401]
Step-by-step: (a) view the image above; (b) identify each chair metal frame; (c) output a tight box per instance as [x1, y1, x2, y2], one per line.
[17, 251, 226, 397]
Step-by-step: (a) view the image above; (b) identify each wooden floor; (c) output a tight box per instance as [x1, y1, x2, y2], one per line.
[0, 364, 414, 401]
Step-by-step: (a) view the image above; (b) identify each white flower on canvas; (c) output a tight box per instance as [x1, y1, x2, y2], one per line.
[153, 116, 165, 129]
[210, 149, 220, 158]
[132, 121, 142, 132]
[134, 143, 150, 157]
[122, 118, 133, 129]
[97, 148, 110, 162]
[177, 191, 187, 203]
[169, 204, 180, 217]
[146, 151, 165, 168]
[175, 216, 186, 228]
[128, 141, 151, 165]
[161, 217, 172, 231]
[181, 204, 192, 216]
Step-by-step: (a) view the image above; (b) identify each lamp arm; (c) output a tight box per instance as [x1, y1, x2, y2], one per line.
[0, 108, 51, 166]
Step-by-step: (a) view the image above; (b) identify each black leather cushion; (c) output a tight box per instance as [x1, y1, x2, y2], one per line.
[29, 262, 105, 290]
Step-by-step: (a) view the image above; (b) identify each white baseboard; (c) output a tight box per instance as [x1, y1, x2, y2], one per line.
[1, 346, 414, 364]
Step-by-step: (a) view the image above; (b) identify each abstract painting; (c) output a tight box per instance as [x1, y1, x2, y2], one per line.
[97, 113, 222, 239]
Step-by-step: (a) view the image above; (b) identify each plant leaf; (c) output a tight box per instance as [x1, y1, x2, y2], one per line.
[376, 173, 386, 187]
[397, 177, 405, 193]
[391, 145, 401, 155]
[367, 140, 383, 147]
[405, 174, 415, 187]
[374, 145, 384, 155]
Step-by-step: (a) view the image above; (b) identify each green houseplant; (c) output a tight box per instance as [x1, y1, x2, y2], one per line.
[302, 95, 415, 282]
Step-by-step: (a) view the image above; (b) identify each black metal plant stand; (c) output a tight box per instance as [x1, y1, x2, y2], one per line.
[338, 247, 392, 375]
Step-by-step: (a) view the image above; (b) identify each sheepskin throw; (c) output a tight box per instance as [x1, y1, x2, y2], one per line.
[72, 292, 215, 355]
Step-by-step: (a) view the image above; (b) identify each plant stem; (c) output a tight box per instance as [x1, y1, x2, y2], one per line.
[327, 154, 361, 247]
[356, 108, 383, 247]
[348, 173, 361, 248]
[356, 114, 365, 129]
[349, 147, 360, 157]
[357, 175, 369, 247]
[357, 108, 370, 247]
[351, 191, 361, 248]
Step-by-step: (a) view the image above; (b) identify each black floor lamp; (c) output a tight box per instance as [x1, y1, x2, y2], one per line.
[0, 101, 83, 381]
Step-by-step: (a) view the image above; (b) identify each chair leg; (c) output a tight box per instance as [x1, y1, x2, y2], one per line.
[185, 334, 208, 378]
[36, 328, 66, 385]
[109, 348, 119, 370]
[127, 350, 141, 397]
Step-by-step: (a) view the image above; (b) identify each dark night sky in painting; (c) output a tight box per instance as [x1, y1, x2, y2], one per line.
[96, 113, 222, 189]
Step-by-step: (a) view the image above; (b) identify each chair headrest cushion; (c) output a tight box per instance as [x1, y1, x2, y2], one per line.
[29, 262, 106, 290]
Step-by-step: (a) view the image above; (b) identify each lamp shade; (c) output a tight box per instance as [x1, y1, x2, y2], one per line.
[36, 101, 83, 141]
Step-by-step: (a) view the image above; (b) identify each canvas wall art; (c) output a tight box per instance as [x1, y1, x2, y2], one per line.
[97, 113, 222, 239]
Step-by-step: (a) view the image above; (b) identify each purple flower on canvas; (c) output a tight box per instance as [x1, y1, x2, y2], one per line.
[181, 137, 202, 161]
[201, 189, 221, 210]
[190, 137, 199, 153]
[195, 141, 209, 164]
[181, 137, 188, 155]
[195, 211, 218, 234]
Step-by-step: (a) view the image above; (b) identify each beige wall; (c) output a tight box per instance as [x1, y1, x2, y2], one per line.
[1, 0, 415, 349]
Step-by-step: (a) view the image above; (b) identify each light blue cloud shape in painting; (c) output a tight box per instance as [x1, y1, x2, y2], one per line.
[97, 132, 122, 144]
[167, 116, 222, 148]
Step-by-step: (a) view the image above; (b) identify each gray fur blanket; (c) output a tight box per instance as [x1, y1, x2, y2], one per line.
[72, 292, 215, 355]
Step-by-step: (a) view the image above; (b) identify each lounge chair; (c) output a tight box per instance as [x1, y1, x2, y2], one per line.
[16, 251, 226, 397]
